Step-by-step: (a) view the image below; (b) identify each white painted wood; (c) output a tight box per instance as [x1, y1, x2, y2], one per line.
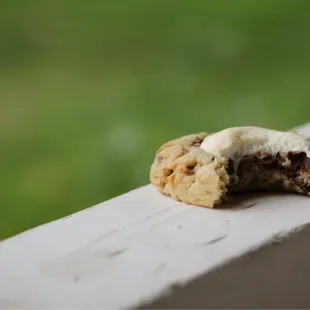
[0, 123, 310, 309]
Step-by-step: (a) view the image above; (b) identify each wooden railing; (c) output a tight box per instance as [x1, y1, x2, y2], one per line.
[1, 123, 310, 309]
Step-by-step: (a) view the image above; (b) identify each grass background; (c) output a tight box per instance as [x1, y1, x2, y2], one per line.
[1, 0, 310, 240]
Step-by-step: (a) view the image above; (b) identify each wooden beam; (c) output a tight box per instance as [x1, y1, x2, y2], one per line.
[0, 123, 310, 309]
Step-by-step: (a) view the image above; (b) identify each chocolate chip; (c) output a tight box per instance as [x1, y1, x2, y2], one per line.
[304, 158, 310, 172]
[288, 151, 306, 170]
[286, 171, 298, 179]
[227, 159, 234, 175]
[257, 155, 278, 168]
[288, 151, 306, 159]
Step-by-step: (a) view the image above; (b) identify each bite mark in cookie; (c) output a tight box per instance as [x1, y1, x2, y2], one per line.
[150, 127, 310, 208]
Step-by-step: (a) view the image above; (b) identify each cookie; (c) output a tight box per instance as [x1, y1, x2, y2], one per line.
[150, 127, 310, 208]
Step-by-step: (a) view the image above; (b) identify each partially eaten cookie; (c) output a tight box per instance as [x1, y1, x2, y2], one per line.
[150, 127, 310, 208]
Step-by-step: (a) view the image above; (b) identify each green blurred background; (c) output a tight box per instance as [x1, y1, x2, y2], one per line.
[1, 1, 310, 240]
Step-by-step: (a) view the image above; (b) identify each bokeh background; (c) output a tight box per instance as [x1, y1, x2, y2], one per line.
[1, 1, 310, 240]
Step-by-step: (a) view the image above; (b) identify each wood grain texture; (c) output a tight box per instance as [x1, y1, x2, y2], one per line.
[0, 123, 309, 309]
